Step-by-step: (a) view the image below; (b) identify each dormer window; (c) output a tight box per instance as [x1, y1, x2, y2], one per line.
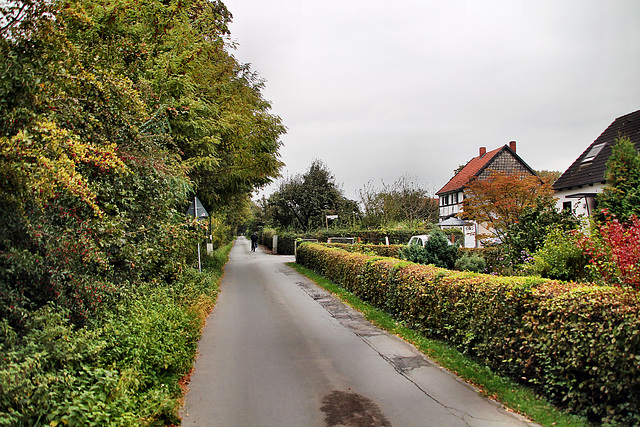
[582, 142, 605, 163]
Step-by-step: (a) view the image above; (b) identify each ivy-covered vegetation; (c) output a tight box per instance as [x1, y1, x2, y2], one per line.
[295, 243, 640, 425]
[1, 0, 282, 423]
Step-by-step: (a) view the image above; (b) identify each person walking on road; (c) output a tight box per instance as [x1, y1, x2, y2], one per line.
[250, 232, 258, 252]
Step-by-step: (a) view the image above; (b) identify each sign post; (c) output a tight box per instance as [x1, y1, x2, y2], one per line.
[325, 214, 338, 230]
[186, 196, 209, 272]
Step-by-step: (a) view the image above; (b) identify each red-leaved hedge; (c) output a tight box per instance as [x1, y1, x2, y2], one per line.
[295, 243, 640, 425]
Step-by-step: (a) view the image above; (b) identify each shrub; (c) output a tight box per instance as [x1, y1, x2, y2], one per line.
[399, 243, 431, 265]
[454, 252, 486, 272]
[577, 213, 640, 289]
[400, 230, 458, 269]
[325, 243, 403, 258]
[260, 229, 298, 254]
[533, 226, 589, 281]
[480, 245, 529, 276]
[0, 245, 230, 425]
[0, 305, 139, 426]
[519, 285, 640, 425]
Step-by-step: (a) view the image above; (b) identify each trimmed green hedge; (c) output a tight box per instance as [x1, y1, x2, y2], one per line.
[260, 229, 296, 255]
[325, 243, 403, 258]
[295, 243, 640, 425]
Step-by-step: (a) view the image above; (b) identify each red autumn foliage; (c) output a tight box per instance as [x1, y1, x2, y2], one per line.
[577, 210, 640, 289]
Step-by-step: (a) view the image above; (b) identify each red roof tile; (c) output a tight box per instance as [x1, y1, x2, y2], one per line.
[436, 146, 503, 194]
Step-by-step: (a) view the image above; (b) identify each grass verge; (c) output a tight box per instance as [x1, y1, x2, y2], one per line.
[287, 262, 590, 427]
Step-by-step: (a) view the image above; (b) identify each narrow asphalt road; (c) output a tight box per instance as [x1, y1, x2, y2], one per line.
[181, 237, 536, 426]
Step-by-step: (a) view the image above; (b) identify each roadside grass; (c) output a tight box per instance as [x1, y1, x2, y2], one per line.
[287, 262, 590, 427]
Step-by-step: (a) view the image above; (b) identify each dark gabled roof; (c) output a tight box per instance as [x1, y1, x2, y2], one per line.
[553, 109, 640, 191]
[436, 144, 536, 195]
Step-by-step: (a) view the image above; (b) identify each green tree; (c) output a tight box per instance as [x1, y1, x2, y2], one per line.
[59, 0, 286, 213]
[597, 136, 640, 222]
[536, 170, 562, 185]
[266, 160, 360, 231]
[0, 0, 285, 327]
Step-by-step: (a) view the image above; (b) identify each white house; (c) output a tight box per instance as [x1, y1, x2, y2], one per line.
[436, 141, 538, 248]
[553, 109, 640, 216]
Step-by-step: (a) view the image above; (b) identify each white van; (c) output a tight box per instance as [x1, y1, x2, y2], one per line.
[407, 235, 430, 247]
[408, 234, 456, 247]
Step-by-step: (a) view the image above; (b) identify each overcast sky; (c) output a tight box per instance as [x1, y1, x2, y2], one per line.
[223, 0, 640, 201]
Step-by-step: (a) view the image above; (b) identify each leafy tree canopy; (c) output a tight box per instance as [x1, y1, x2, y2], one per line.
[0, 0, 284, 327]
[266, 159, 360, 231]
[461, 170, 556, 247]
[536, 169, 562, 185]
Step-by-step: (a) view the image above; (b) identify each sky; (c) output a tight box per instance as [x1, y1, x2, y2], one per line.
[222, 0, 640, 201]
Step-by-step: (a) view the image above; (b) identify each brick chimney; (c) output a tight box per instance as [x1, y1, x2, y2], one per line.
[509, 141, 516, 152]
[479, 147, 486, 156]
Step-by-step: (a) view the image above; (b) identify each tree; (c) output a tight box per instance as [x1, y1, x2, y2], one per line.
[357, 181, 385, 227]
[461, 170, 556, 249]
[239, 198, 268, 235]
[596, 136, 640, 222]
[536, 170, 562, 185]
[266, 160, 359, 231]
[533, 225, 589, 282]
[0, 0, 202, 327]
[0, 0, 285, 327]
[62, 0, 286, 214]
[358, 175, 438, 228]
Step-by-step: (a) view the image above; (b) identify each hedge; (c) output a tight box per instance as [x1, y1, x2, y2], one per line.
[295, 243, 640, 425]
[325, 243, 404, 259]
[256, 228, 446, 255]
[260, 229, 296, 255]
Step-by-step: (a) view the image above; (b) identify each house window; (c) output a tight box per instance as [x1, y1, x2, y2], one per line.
[563, 201, 572, 211]
[582, 143, 605, 163]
